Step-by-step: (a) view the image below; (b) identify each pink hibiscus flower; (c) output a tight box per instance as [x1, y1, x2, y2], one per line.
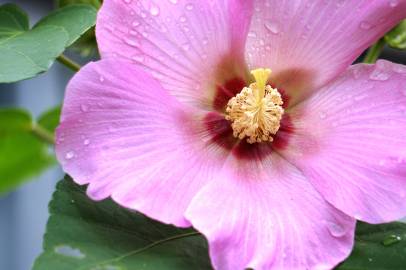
[56, 0, 406, 269]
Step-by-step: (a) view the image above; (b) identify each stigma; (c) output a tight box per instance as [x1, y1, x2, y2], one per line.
[225, 68, 284, 144]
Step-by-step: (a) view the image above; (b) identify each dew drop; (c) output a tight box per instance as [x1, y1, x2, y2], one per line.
[318, 111, 327, 119]
[393, 65, 406, 74]
[132, 20, 140, 27]
[382, 234, 402, 246]
[80, 104, 89, 112]
[149, 5, 160, 16]
[185, 3, 194, 10]
[360, 21, 372, 30]
[168, 0, 178, 4]
[54, 245, 85, 259]
[389, 0, 399, 7]
[369, 70, 390, 81]
[83, 139, 90, 146]
[91, 265, 123, 270]
[264, 20, 280, 34]
[65, 151, 75, 160]
[99, 76, 105, 82]
[124, 38, 138, 47]
[326, 221, 346, 237]
[182, 43, 191, 51]
[248, 31, 257, 38]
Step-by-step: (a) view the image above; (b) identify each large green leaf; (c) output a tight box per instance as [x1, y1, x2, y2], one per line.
[33, 176, 212, 270]
[0, 4, 97, 83]
[385, 20, 406, 50]
[337, 222, 406, 269]
[0, 3, 29, 38]
[0, 109, 54, 194]
[36, 5, 97, 46]
[56, 0, 101, 57]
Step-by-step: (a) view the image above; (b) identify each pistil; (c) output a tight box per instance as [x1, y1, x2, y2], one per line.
[225, 68, 284, 144]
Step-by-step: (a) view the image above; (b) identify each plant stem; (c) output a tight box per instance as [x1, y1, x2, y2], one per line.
[56, 54, 81, 72]
[363, 39, 386, 64]
[31, 124, 55, 145]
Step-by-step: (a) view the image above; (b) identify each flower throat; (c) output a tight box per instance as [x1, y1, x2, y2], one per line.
[225, 68, 284, 144]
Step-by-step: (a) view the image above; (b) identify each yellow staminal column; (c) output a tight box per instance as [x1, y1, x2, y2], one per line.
[225, 68, 284, 144]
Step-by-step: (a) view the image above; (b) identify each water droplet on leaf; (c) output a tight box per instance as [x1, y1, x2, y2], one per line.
[382, 234, 402, 246]
[54, 245, 85, 259]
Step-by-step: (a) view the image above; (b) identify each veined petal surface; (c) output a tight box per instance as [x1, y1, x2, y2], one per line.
[96, 0, 254, 108]
[56, 59, 228, 227]
[186, 148, 355, 270]
[280, 60, 406, 223]
[246, 0, 406, 104]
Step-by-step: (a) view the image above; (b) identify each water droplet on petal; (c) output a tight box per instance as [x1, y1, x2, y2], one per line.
[248, 31, 257, 38]
[182, 43, 191, 51]
[83, 139, 90, 146]
[382, 234, 402, 246]
[318, 111, 327, 119]
[168, 0, 178, 4]
[369, 70, 390, 81]
[99, 76, 105, 82]
[65, 151, 75, 160]
[393, 65, 406, 74]
[326, 221, 347, 237]
[80, 104, 89, 112]
[389, 0, 399, 7]
[132, 55, 145, 63]
[185, 3, 194, 10]
[265, 20, 280, 34]
[124, 38, 138, 47]
[360, 21, 372, 30]
[150, 5, 160, 16]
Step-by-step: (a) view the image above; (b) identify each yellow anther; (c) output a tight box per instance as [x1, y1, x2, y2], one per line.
[225, 68, 284, 144]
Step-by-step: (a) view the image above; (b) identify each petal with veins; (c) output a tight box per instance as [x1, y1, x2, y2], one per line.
[56, 59, 229, 227]
[246, 0, 406, 104]
[280, 60, 406, 223]
[186, 149, 355, 270]
[96, 0, 254, 108]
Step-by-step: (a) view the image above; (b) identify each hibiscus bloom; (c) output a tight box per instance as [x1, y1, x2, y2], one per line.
[56, 0, 406, 269]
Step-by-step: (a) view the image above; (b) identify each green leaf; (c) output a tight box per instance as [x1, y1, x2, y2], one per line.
[57, 0, 102, 9]
[0, 3, 29, 38]
[0, 109, 54, 194]
[38, 106, 61, 133]
[56, 1, 101, 57]
[337, 222, 406, 269]
[33, 177, 212, 270]
[0, 4, 97, 83]
[35, 5, 97, 46]
[385, 20, 406, 50]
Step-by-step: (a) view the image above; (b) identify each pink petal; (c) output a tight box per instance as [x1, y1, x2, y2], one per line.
[96, 0, 253, 108]
[56, 59, 227, 227]
[246, 0, 406, 104]
[280, 60, 406, 223]
[185, 149, 355, 270]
